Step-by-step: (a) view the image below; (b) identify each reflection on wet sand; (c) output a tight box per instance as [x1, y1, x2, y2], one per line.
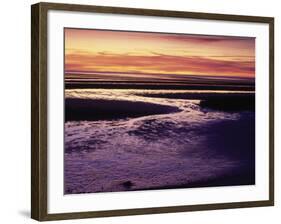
[64, 89, 255, 194]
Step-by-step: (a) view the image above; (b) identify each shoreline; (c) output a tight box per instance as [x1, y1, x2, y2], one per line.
[65, 91, 255, 121]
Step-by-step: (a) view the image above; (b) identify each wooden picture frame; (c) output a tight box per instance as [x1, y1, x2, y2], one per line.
[31, 2, 274, 221]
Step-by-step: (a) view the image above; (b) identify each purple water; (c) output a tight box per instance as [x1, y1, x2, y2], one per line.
[64, 89, 255, 194]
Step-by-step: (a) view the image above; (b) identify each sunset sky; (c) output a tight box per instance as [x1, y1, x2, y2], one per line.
[64, 28, 255, 82]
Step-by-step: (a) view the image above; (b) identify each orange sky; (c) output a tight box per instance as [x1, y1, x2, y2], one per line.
[64, 28, 255, 79]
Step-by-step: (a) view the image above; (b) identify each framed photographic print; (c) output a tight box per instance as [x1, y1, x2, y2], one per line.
[31, 2, 274, 221]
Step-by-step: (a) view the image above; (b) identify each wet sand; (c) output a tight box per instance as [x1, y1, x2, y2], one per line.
[64, 89, 255, 194]
[65, 98, 181, 121]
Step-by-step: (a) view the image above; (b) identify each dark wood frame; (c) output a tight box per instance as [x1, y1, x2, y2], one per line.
[31, 2, 274, 221]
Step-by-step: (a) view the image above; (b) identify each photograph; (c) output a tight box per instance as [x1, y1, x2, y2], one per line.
[64, 28, 256, 194]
